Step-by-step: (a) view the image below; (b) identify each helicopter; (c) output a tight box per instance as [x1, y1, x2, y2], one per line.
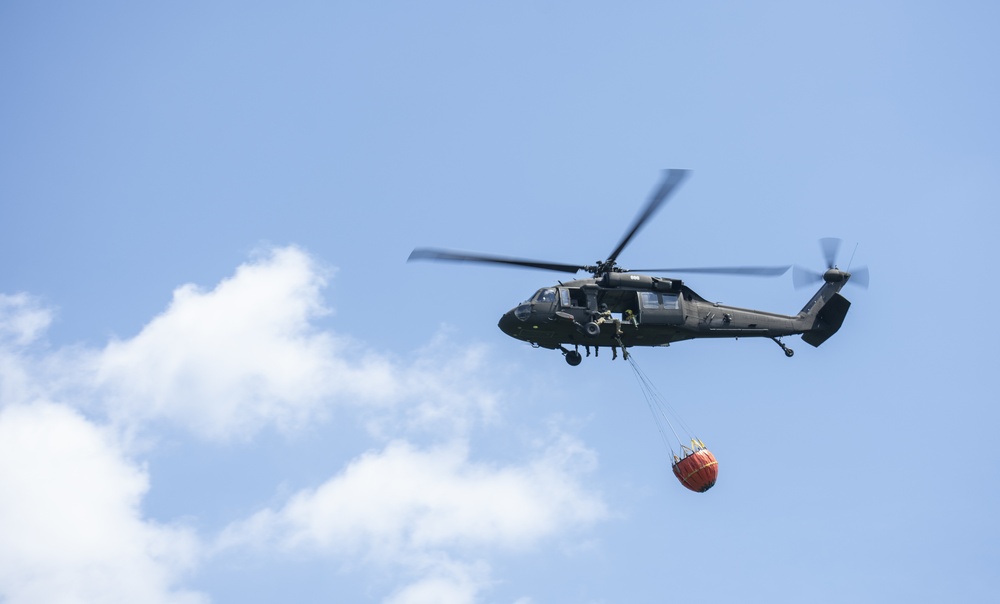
[408, 169, 868, 366]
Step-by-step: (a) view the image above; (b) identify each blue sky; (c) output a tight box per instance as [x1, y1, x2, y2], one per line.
[1, 2, 998, 603]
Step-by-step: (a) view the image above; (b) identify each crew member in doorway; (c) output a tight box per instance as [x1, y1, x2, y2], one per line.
[596, 304, 623, 336]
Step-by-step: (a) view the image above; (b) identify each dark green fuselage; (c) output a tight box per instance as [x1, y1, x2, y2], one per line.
[498, 270, 851, 351]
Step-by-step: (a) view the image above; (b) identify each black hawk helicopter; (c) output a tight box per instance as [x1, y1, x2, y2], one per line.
[409, 169, 868, 366]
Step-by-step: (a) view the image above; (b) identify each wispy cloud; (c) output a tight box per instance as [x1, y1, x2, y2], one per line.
[0, 294, 52, 347]
[381, 558, 489, 604]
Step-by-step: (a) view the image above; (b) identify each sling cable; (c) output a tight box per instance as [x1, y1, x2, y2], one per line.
[626, 354, 719, 493]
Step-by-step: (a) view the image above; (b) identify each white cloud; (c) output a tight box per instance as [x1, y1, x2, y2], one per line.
[0, 245, 608, 603]
[93, 246, 341, 439]
[90, 246, 501, 441]
[382, 560, 487, 604]
[0, 294, 52, 347]
[217, 433, 605, 604]
[0, 402, 205, 604]
[359, 334, 503, 439]
[384, 576, 478, 604]
[0, 295, 56, 408]
[220, 436, 604, 557]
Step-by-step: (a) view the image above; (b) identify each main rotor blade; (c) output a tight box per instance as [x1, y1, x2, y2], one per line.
[629, 266, 791, 277]
[820, 237, 842, 269]
[606, 169, 690, 265]
[793, 265, 824, 289]
[408, 248, 584, 274]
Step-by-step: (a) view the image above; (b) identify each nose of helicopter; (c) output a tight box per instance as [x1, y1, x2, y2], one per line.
[498, 309, 518, 337]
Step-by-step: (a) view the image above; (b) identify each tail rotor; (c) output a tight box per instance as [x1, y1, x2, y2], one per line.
[793, 238, 869, 289]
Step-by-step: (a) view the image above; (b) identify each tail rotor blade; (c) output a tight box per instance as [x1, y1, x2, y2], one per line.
[849, 266, 870, 289]
[820, 238, 842, 269]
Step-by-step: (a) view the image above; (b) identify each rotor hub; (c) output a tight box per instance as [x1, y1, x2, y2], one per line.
[823, 268, 848, 283]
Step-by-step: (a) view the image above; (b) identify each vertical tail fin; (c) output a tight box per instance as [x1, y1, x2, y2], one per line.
[800, 292, 851, 347]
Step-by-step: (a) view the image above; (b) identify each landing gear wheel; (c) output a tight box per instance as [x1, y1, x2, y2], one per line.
[584, 322, 600, 337]
[565, 350, 582, 366]
[771, 337, 795, 358]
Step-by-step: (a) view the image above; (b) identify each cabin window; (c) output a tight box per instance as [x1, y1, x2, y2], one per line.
[640, 292, 660, 309]
[662, 293, 679, 309]
[534, 288, 556, 303]
[559, 288, 587, 307]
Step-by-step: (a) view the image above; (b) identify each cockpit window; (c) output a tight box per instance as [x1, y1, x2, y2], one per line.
[559, 288, 572, 307]
[534, 288, 557, 303]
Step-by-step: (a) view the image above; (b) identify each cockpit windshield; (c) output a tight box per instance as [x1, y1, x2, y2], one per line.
[533, 288, 557, 303]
